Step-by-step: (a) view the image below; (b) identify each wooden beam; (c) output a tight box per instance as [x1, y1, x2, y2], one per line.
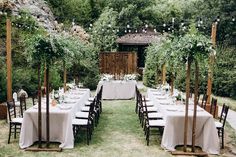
[207, 23, 217, 104]
[25, 147, 62, 152]
[63, 61, 67, 93]
[37, 63, 42, 148]
[192, 60, 199, 152]
[45, 64, 50, 148]
[171, 151, 208, 156]
[184, 60, 191, 152]
[6, 19, 12, 101]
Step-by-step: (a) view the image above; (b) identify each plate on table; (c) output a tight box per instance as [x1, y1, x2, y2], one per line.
[58, 105, 72, 110]
[33, 105, 46, 109]
[64, 99, 77, 104]
[167, 109, 178, 112]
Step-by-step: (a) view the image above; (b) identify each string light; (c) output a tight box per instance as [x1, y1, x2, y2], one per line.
[232, 17, 235, 22]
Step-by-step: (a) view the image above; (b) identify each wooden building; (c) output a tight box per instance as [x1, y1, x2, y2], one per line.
[116, 31, 162, 74]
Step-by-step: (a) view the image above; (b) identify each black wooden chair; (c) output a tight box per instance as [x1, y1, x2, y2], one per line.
[143, 96, 165, 146]
[7, 100, 23, 144]
[19, 94, 27, 117]
[72, 99, 95, 145]
[210, 98, 217, 118]
[201, 94, 208, 109]
[32, 91, 38, 106]
[215, 104, 229, 148]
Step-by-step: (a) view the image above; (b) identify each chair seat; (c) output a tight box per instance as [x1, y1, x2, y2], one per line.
[146, 107, 157, 112]
[88, 97, 94, 101]
[148, 112, 163, 119]
[81, 106, 90, 112]
[12, 117, 23, 124]
[15, 101, 20, 107]
[75, 112, 89, 118]
[146, 101, 154, 107]
[72, 119, 88, 125]
[85, 101, 92, 106]
[149, 119, 165, 127]
[215, 121, 223, 128]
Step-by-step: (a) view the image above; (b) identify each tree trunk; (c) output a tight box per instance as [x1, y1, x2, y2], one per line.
[192, 60, 199, 152]
[37, 63, 42, 148]
[46, 64, 50, 148]
[183, 60, 191, 152]
[63, 62, 67, 93]
[161, 63, 166, 85]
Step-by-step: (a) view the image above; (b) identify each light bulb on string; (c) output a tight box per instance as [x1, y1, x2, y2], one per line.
[172, 18, 175, 23]
[116, 29, 119, 33]
[108, 23, 111, 28]
[232, 16, 235, 22]
[168, 27, 171, 31]
[127, 24, 130, 28]
[135, 29, 138, 33]
[89, 23, 93, 27]
[163, 23, 166, 27]
[128, 29, 131, 33]
[124, 29, 127, 33]
[154, 28, 157, 33]
[145, 24, 148, 28]
[217, 16, 220, 22]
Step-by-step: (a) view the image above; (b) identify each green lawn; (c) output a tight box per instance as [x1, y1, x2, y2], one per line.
[0, 100, 234, 157]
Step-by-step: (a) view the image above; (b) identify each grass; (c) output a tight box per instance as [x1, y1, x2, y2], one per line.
[0, 99, 235, 157]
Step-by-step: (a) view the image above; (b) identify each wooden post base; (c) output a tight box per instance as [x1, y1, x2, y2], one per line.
[171, 151, 208, 156]
[25, 147, 62, 152]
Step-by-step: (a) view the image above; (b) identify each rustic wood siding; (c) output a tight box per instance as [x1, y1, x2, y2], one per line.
[99, 52, 137, 74]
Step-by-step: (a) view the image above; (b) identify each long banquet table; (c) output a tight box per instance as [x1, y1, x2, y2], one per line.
[147, 88, 220, 154]
[19, 88, 90, 149]
[96, 80, 137, 99]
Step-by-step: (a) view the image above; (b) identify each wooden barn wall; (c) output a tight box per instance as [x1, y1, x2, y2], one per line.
[99, 52, 137, 74]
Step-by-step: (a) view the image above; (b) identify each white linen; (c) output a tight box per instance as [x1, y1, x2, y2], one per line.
[147, 88, 220, 155]
[96, 80, 137, 99]
[19, 88, 90, 149]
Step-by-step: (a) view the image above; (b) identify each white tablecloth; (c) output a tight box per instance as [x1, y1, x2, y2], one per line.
[19, 88, 90, 149]
[147, 88, 220, 154]
[97, 80, 137, 99]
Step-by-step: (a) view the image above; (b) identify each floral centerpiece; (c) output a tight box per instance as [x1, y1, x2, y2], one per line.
[123, 74, 137, 81]
[101, 74, 114, 81]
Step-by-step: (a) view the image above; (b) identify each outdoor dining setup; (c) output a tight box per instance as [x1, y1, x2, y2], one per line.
[135, 84, 229, 155]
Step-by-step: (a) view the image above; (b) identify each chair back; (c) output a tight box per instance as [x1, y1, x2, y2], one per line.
[7, 100, 17, 122]
[19, 94, 27, 117]
[201, 94, 208, 109]
[210, 98, 217, 118]
[32, 91, 38, 106]
[143, 96, 149, 125]
[219, 104, 229, 128]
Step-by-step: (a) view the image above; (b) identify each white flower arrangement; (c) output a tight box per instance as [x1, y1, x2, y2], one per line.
[101, 74, 114, 81]
[123, 74, 137, 81]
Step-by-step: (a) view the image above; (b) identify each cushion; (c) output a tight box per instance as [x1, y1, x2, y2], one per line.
[72, 119, 88, 125]
[149, 119, 165, 127]
[148, 112, 163, 118]
[215, 121, 223, 128]
[81, 106, 90, 112]
[12, 117, 23, 124]
[75, 112, 89, 118]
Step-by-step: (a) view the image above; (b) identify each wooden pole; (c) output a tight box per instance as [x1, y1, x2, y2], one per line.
[37, 63, 42, 148]
[46, 64, 50, 148]
[170, 74, 174, 96]
[43, 64, 47, 97]
[6, 19, 12, 101]
[63, 61, 67, 93]
[192, 60, 199, 152]
[183, 60, 191, 152]
[206, 23, 217, 104]
[161, 63, 166, 85]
